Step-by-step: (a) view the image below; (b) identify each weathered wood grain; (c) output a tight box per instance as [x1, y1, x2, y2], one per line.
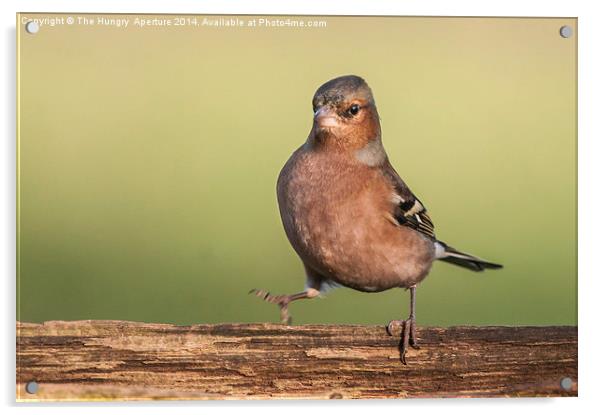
[16, 320, 577, 401]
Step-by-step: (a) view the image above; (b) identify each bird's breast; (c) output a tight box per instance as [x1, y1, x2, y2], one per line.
[276, 148, 435, 291]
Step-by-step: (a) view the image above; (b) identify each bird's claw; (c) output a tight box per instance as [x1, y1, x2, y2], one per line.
[386, 317, 419, 365]
[249, 288, 292, 325]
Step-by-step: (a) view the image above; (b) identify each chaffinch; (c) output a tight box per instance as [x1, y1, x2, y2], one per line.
[252, 75, 502, 363]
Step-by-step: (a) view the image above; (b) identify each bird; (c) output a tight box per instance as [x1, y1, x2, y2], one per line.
[251, 75, 502, 364]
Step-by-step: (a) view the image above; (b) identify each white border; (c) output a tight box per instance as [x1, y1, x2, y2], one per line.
[2, 1, 599, 414]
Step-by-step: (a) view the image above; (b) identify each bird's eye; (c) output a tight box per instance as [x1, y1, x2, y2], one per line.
[348, 104, 361, 116]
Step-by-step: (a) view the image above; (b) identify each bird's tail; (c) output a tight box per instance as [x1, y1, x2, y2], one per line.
[435, 241, 503, 272]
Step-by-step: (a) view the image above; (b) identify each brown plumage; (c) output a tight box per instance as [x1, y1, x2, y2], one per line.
[251, 75, 502, 363]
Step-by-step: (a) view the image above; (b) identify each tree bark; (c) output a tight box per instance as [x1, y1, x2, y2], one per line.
[16, 320, 577, 401]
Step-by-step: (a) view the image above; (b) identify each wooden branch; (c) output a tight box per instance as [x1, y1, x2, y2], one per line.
[16, 320, 577, 401]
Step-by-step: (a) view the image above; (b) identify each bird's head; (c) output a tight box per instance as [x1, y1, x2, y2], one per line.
[310, 75, 381, 151]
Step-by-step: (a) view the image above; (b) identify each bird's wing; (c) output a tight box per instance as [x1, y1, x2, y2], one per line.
[381, 160, 436, 240]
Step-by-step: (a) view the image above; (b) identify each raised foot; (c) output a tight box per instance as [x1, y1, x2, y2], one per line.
[386, 317, 420, 365]
[249, 289, 293, 325]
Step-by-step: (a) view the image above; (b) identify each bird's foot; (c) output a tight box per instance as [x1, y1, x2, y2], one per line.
[386, 316, 419, 365]
[249, 289, 293, 325]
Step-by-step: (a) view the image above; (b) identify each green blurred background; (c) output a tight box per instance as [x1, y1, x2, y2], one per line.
[17, 15, 576, 326]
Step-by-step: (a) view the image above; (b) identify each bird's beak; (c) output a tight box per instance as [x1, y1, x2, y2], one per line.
[314, 106, 338, 128]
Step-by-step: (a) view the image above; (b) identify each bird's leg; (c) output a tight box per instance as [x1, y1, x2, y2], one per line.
[386, 285, 419, 364]
[249, 288, 319, 325]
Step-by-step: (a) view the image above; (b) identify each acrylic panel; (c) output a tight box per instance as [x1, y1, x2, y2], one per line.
[16, 13, 577, 400]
